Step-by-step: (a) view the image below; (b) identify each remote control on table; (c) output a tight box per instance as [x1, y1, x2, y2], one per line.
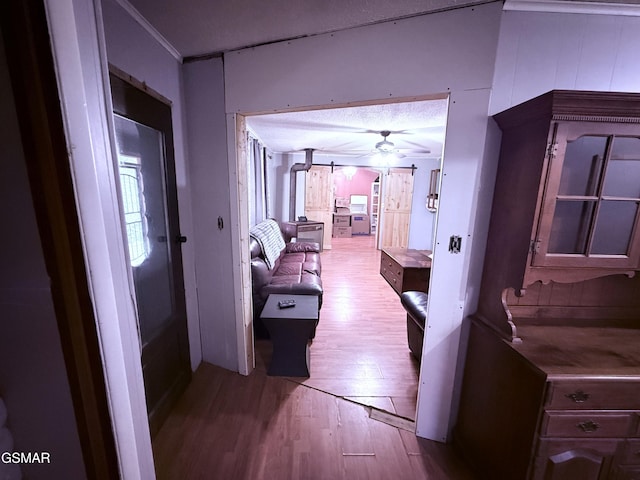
[278, 299, 296, 309]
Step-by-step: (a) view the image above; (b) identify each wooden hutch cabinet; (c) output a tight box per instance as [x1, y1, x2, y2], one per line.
[454, 91, 640, 480]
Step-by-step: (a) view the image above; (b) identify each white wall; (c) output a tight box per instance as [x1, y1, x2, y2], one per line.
[224, 2, 503, 441]
[101, 0, 202, 369]
[491, 8, 640, 114]
[182, 58, 239, 370]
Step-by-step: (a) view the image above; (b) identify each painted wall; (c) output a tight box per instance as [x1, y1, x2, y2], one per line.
[101, 0, 202, 369]
[491, 8, 640, 114]
[225, 2, 503, 441]
[333, 167, 378, 204]
[0, 33, 86, 480]
[182, 58, 238, 370]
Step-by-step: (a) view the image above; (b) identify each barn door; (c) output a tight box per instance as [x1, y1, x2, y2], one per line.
[305, 165, 334, 250]
[380, 168, 415, 249]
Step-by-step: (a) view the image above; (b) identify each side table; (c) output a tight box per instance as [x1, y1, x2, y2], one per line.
[260, 294, 319, 377]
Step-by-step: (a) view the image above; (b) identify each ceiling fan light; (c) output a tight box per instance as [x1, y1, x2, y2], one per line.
[342, 166, 357, 179]
[375, 139, 395, 152]
[372, 151, 398, 166]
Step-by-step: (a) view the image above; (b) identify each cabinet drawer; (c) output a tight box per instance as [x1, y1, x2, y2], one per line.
[541, 412, 635, 438]
[380, 254, 403, 293]
[546, 381, 640, 410]
[381, 255, 402, 277]
[382, 268, 401, 290]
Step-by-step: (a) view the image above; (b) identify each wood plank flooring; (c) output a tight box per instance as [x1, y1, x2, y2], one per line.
[256, 235, 420, 420]
[153, 364, 476, 479]
[153, 235, 478, 479]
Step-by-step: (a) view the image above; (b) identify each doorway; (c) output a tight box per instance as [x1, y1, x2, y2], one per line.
[242, 97, 446, 420]
[110, 72, 191, 437]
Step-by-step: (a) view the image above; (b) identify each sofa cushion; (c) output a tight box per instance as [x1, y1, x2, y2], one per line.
[302, 261, 320, 276]
[262, 275, 323, 300]
[281, 252, 306, 263]
[274, 262, 302, 276]
[285, 242, 320, 253]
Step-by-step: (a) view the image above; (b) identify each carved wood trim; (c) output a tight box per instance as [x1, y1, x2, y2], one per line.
[524, 268, 636, 287]
[551, 114, 640, 123]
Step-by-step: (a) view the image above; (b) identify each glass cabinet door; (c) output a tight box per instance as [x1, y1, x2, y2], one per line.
[533, 122, 640, 268]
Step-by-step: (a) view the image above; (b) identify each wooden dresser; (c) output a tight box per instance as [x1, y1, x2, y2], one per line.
[459, 318, 640, 480]
[380, 248, 431, 295]
[454, 91, 640, 480]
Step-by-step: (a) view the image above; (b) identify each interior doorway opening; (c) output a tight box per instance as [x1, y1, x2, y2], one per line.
[238, 95, 449, 422]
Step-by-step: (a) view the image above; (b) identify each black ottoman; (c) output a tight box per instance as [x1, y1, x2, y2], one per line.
[400, 291, 429, 362]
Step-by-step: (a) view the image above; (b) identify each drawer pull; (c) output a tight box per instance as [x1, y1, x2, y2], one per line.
[576, 420, 600, 433]
[565, 390, 590, 403]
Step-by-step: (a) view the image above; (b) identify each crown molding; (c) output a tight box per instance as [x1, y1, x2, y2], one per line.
[113, 0, 182, 62]
[504, 0, 640, 16]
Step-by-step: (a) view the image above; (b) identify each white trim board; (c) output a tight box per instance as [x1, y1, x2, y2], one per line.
[505, 0, 640, 17]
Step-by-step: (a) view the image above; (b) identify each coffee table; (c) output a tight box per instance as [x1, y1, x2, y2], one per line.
[260, 294, 319, 377]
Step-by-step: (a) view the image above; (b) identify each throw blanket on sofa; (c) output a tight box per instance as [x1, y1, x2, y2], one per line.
[250, 219, 285, 270]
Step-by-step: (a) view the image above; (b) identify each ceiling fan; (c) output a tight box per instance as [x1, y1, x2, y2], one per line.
[375, 130, 396, 153]
[374, 130, 432, 158]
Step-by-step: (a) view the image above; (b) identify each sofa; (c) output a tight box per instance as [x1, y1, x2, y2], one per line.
[400, 291, 428, 362]
[249, 219, 323, 338]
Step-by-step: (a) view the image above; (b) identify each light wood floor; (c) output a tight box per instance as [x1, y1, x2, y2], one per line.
[153, 235, 477, 479]
[256, 235, 420, 420]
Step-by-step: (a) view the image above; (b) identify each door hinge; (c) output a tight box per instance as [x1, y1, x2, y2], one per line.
[547, 142, 558, 159]
[530, 240, 541, 255]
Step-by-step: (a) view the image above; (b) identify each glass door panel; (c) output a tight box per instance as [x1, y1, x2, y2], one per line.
[114, 114, 175, 343]
[591, 200, 638, 255]
[602, 136, 640, 198]
[558, 135, 607, 196]
[548, 201, 595, 254]
[535, 123, 640, 268]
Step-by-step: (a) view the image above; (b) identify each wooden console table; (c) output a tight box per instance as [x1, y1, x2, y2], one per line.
[380, 248, 432, 295]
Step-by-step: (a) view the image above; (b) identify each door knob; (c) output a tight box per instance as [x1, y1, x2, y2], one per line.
[176, 235, 187, 243]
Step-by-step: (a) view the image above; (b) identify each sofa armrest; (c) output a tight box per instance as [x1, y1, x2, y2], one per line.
[285, 241, 320, 253]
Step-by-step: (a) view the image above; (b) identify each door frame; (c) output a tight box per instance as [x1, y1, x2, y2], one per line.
[228, 113, 254, 374]
[44, 0, 156, 477]
[1, 1, 120, 477]
[109, 70, 192, 437]
[237, 96, 448, 406]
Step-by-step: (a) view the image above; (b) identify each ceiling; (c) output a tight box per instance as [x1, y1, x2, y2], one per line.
[246, 99, 449, 159]
[123, 0, 468, 158]
[126, 0, 640, 58]
[123, 0, 640, 158]
[126, 0, 496, 58]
